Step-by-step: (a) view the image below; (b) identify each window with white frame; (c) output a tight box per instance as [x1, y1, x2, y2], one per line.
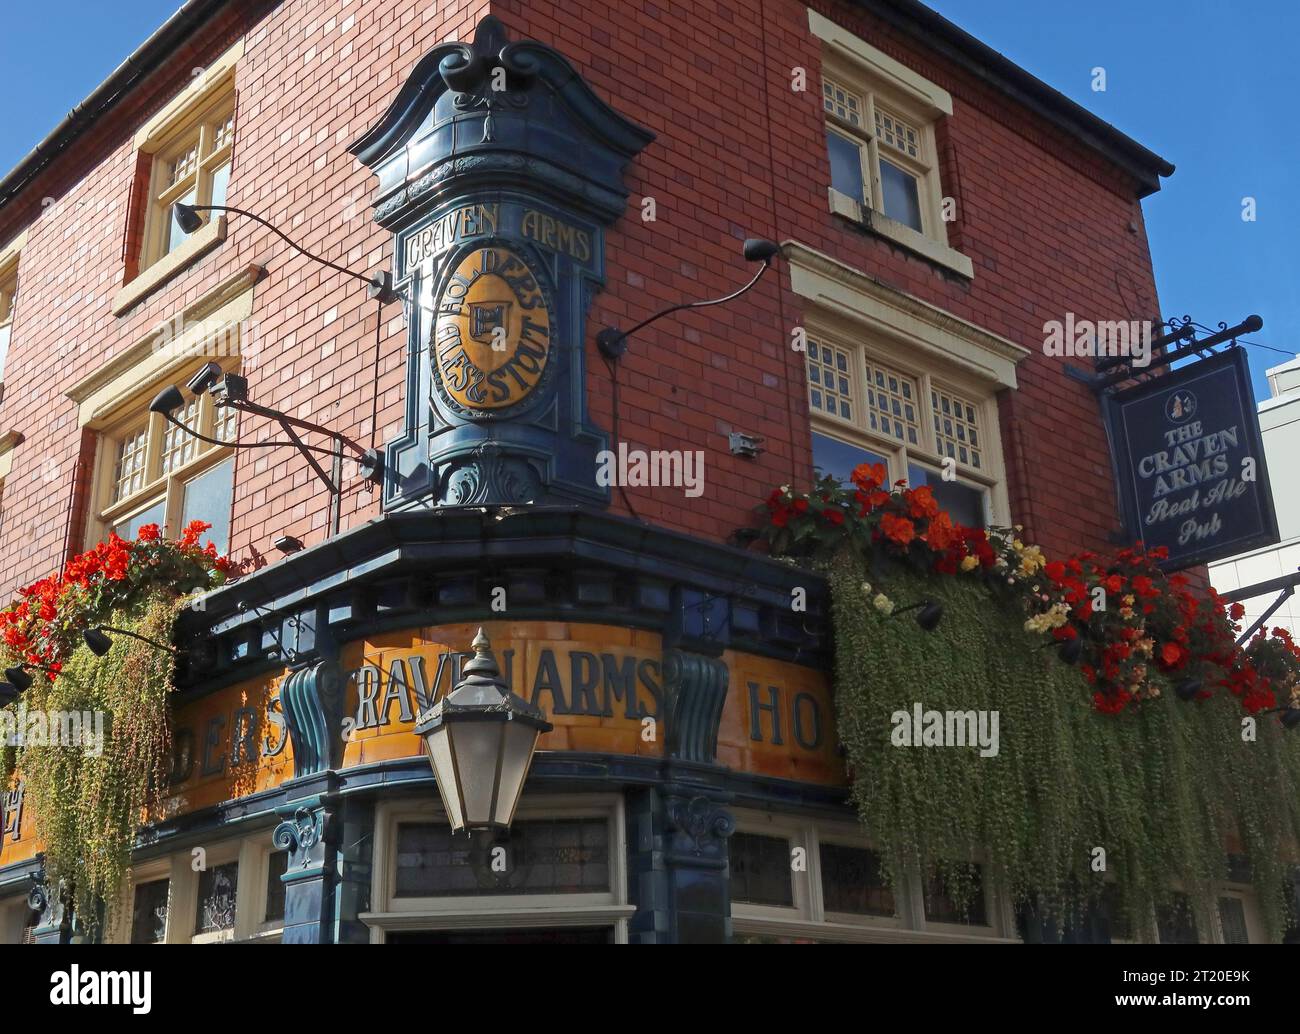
[728, 810, 1014, 943]
[804, 330, 1001, 529]
[115, 833, 284, 943]
[0, 258, 16, 387]
[808, 10, 972, 278]
[363, 795, 633, 944]
[140, 93, 235, 272]
[823, 71, 939, 238]
[91, 359, 238, 552]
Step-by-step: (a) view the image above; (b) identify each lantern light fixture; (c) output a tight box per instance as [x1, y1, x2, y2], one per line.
[415, 628, 553, 833]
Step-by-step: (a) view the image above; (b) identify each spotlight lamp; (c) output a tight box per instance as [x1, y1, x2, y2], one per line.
[171, 202, 400, 304]
[147, 364, 382, 536]
[890, 599, 944, 632]
[186, 361, 225, 396]
[83, 626, 181, 657]
[596, 236, 781, 359]
[1174, 678, 1203, 702]
[0, 683, 17, 706]
[1254, 704, 1300, 729]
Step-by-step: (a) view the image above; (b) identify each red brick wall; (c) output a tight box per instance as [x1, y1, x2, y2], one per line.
[0, 0, 1164, 599]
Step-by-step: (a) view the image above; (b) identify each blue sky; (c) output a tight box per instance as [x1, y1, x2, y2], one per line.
[1, 1, 1296, 398]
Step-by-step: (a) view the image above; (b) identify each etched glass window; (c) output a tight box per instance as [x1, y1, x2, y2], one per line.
[130, 879, 170, 944]
[729, 832, 794, 908]
[194, 861, 238, 935]
[820, 842, 894, 917]
[395, 819, 610, 897]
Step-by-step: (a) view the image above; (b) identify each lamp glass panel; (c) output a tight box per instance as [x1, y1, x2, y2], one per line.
[425, 727, 464, 831]
[491, 721, 540, 827]
[448, 721, 505, 828]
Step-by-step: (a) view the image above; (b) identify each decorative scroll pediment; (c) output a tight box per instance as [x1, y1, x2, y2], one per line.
[349, 15, 654, 226]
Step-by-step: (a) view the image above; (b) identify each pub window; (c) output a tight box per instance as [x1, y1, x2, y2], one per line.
[730, 813, 927, 943]
[129, 878, 170, 944]
[365, 796, 632, 944]
[806, 331, 999, 529]
[0, 259, 16, 387]
[822, 70, 942, 238]
[1155, 892, 1199, 944]
[0, 896, 41, 944]
[264, 850, 289, 926]
[923, 863, 990, 927]
[819, 841, 894, 918]
[91, 360, 238, 552]
[117, 834, 284, 943]
[1216, 896, 1249, 944]
[394, 818, 611, 898]
[139, 93, 235, 272]
[729, 832, 796, 908]
[193, 859, 239, 941]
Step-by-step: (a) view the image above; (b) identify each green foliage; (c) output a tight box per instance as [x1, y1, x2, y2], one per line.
[830, 559, 1300, 941]
[5, 595, 181, 936]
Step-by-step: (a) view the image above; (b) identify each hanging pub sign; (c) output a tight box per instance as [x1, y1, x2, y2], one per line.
[1105, 347, 1278, 570]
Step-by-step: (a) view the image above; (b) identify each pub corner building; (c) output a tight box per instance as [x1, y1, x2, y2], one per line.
[0, 0, 1290, 946]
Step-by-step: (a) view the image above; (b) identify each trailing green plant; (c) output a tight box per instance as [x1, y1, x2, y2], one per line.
[830, 560, 1300, 941]
[0, 520, 230, 936]
[8, 595, 182, 933]
[746, 463, 1300, 940]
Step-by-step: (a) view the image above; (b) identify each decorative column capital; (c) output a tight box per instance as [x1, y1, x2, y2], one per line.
[664, 794, 736, 869]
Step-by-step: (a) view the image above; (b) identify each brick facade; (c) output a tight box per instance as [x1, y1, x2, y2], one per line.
[0, 0, 1166, 598]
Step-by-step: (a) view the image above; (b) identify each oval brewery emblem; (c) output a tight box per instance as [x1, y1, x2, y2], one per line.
[434, 246, 552, 411]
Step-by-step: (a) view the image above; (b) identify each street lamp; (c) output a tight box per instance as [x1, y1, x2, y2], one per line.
[415, 628, 553, 833]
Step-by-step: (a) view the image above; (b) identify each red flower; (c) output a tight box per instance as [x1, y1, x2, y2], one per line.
[1158, 641, 1187, 671]
[137, 523, 161, 542]
[1229, 602, 1246, 622]
[822, 508, 845, 526]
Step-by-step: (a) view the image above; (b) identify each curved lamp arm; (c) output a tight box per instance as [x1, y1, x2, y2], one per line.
[596, 238, 781, 359]
[173, 203, 400, 303]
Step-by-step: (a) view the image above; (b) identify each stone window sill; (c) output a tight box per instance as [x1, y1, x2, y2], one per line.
[829, 190, 973, 280]
[111, 215, 227, 316]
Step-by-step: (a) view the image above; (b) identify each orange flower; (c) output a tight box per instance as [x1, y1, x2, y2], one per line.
[905, 485, 940, 520]
[850, 462, 888, 492]
[879, 512, 916, 546]
[924, 510, 960, 551]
